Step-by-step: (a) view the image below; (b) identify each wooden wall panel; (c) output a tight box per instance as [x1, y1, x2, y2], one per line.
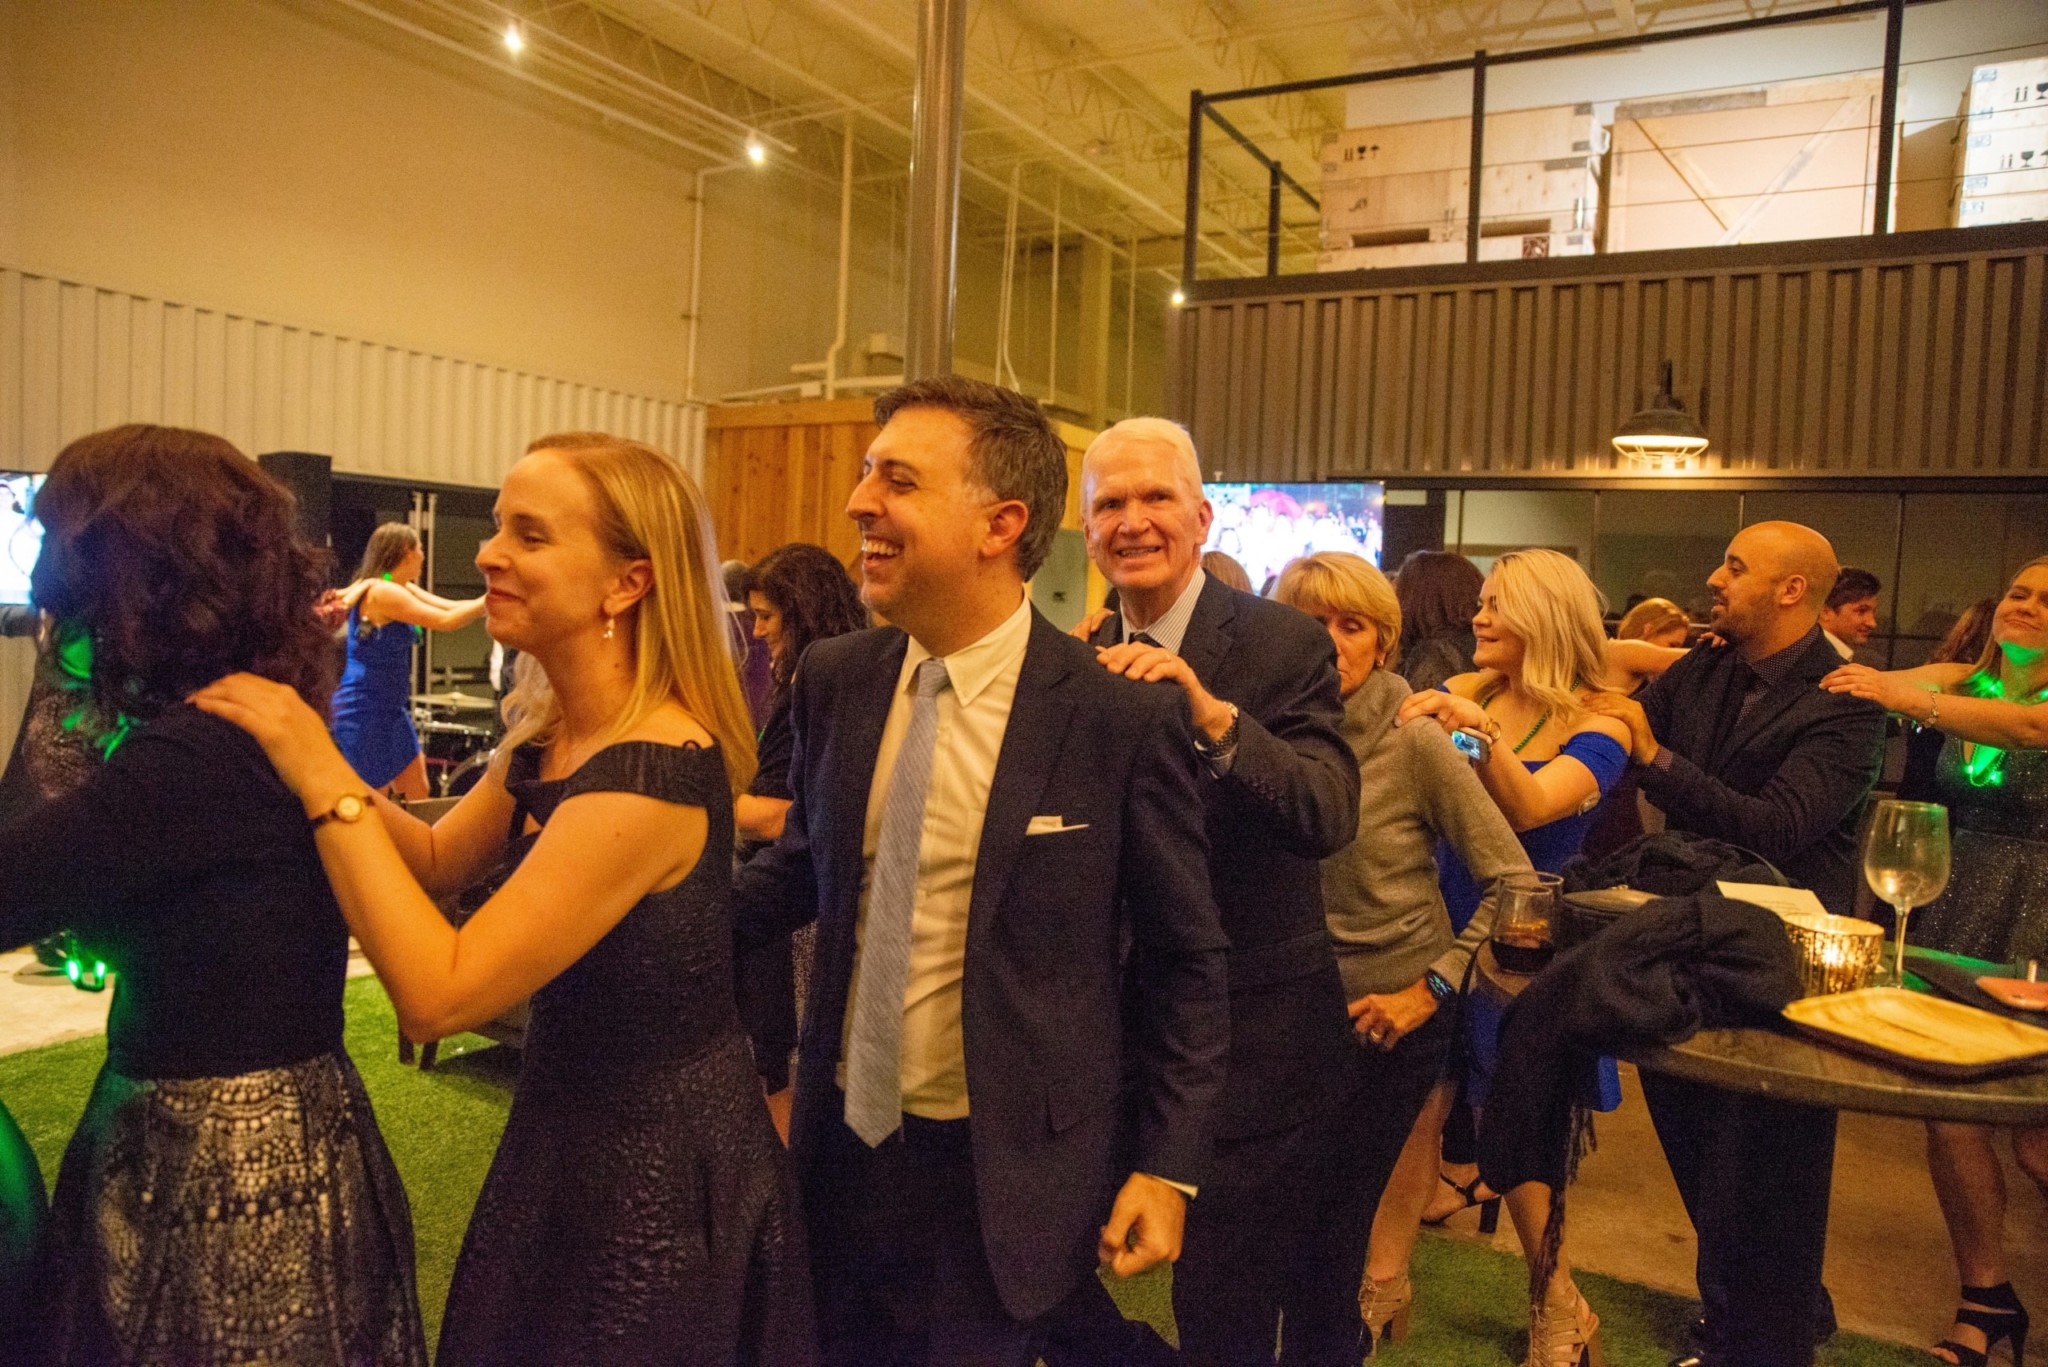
[1169, 228, 2048, 480]
[703, 400, 1105, 604]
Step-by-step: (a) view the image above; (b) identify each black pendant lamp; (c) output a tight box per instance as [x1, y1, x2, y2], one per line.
[1611, 361, 1708, 470]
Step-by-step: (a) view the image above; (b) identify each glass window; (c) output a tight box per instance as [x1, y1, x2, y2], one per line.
[1592, 490, 1741, 623]
[1453, 490, 1594, 577]
[1898, 493, 2048, 661]
[1743, 491, 1899, 651]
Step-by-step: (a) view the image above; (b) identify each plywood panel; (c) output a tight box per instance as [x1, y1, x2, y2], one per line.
[1169, 230, 2048, 477]
[702, 400, 1103, 610]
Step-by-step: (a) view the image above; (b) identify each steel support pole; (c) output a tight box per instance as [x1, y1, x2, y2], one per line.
[1872, 0, 1905, 234]
[905, 0, 967, 380]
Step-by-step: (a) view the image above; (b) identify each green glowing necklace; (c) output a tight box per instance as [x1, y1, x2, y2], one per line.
[50, 623, 136, 760]
[1958, 670, 2048, 788]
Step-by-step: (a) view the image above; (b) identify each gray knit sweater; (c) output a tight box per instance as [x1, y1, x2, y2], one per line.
[1322, 667, 1533, 1001]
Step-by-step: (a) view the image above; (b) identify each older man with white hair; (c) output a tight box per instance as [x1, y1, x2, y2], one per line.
[1055, 417, 1364, 1366]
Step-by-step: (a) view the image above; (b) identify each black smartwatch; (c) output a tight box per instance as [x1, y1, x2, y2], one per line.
[1422, 969, 1457, 1004]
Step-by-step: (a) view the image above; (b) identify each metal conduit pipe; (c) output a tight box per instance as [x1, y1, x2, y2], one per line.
[1048, 182, 1061, 404]
[905, 0, 967, 380]
[824, 117, 856, 400]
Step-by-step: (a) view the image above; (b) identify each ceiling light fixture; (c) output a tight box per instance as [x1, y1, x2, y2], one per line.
[1171, 288, 1186, 307]
[1611, 361, 1709, 471]
[745, 134, 767, 167]
[502, 22, 524, 55]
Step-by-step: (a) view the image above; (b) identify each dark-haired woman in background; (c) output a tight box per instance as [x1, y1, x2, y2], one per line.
[0, 425, 423, 1364]
[737, 542, 869, 1137]
[1392, 550, 1484, 693]
[330, 522, 486, 800]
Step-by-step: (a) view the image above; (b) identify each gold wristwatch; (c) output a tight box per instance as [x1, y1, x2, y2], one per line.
[310, 793, 372, 829]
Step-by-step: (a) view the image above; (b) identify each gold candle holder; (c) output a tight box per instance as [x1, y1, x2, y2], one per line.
[1781, 911, 1885, 996]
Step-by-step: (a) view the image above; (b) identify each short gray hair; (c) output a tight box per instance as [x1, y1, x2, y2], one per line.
[1081, 417, 1205, 502]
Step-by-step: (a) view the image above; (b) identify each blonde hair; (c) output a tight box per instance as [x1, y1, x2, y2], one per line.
[1969, 554, 2048, 686]
[500, 432, 757, 798]
[1273, 552, 1401, 664]
[1478, 549, 1612, 723]
[1616, 596, 1688, 642]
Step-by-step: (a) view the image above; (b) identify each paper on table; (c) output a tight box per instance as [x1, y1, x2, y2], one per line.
[1717, 881, 1831, 921]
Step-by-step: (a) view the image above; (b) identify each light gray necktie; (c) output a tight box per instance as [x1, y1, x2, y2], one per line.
[844, 657, 951, 1146]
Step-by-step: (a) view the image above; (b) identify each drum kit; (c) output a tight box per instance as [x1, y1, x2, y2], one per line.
[412, 689, 498, 796]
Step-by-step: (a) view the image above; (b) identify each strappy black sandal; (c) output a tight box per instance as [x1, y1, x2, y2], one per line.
[1422, 1169, 1501, 1234]
[1932, 1282, 2028, 1367]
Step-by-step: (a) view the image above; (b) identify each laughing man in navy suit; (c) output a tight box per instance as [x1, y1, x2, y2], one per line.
[732, 377, 1229, 1366]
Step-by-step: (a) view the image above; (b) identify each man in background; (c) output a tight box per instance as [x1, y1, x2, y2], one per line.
[1074, 417, 1361, 1364]
[1819, 566, 1882, 662]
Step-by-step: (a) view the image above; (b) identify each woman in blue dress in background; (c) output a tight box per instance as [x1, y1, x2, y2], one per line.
[1381, 548, 1630, 1367]
[330, 523, 486, 800]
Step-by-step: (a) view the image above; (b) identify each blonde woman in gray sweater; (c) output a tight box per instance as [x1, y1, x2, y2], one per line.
[1272, 554, 1531, 1357]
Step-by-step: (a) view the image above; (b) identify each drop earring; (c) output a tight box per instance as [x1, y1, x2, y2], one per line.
[603, 616, 615, 641]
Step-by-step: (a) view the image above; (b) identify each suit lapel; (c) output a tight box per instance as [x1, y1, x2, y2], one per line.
[826, 631, 906, 912]
[1177, 576, 1239, 685]
[1711, 633, 1831, 772]
[1094, 574, 1240, 682]
[968, 613, 1077, 931]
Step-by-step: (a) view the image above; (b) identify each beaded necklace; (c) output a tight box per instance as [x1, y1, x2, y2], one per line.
[1479, 684, 1552, 756]
[1957, 668, 2048, 788]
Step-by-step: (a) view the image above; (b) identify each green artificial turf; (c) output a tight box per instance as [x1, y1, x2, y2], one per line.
[0, 978, 1927, 1365]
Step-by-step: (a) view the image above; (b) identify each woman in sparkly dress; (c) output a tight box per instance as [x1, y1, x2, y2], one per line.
[0, 425, 424, 1366]
[196, 432, 812, 1365]
[1824, 554, 2048, 1367]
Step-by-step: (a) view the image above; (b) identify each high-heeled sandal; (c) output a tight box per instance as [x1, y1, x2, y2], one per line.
[1359, 1271, 1412, 1357]
[1525, 1282, 1604, 1367]
[1422, 1169, 1502, 1234]
[1932, 1282, 2029, 1366]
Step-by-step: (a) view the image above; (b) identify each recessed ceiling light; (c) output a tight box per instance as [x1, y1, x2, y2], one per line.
[745, 135, 767, 167]
[503, 23, 524, 55]
[1171, 288, 1186, 307]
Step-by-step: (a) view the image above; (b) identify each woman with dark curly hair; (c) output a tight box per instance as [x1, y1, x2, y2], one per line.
[735, 542, 868, 1133]
[0, 425, 425, 1365]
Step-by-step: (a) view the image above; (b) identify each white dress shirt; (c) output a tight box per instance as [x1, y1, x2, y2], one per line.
[841, 593, 1033, 1120]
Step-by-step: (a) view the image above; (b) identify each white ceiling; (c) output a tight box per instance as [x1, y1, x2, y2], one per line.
[328, 0, 1850, 272]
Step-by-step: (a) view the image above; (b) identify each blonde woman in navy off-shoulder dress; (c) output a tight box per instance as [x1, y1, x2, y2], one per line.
[196, 432, 812, 1366]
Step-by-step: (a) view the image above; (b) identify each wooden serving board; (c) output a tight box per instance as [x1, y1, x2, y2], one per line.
[1784, 988, 2048, 1079]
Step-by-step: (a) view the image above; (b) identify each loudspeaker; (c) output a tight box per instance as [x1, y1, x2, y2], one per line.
[259, 451, 333, 552]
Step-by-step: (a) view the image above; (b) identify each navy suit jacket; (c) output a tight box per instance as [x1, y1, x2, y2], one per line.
[1634, 630, 1887, 915]
[732, 608, 1229, 1321]
[1094, 576, 1359, 1148]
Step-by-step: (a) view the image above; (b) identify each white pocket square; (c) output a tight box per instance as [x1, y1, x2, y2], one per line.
[1025, 815, 1089, 836]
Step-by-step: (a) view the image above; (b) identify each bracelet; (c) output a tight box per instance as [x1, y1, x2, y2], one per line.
[1924, 692, 1940, 727]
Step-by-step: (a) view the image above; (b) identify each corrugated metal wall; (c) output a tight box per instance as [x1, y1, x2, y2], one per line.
[0, 266, 704, 482]
[0, 263, 705, 761]
[1168, 230, 2048, 480]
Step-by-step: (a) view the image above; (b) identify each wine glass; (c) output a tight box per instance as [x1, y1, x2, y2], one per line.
[1863, 800, 1951, 988]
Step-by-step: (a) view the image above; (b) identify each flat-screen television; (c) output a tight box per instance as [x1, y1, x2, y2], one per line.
[2, 472, 44, 608]
[1204, 481, 1384, 591]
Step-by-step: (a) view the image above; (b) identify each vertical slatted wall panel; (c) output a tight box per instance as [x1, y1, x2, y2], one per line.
[0, 267, 703, 482]
[1169, 235, 2048, 480]
[0, 264, 704, 760]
